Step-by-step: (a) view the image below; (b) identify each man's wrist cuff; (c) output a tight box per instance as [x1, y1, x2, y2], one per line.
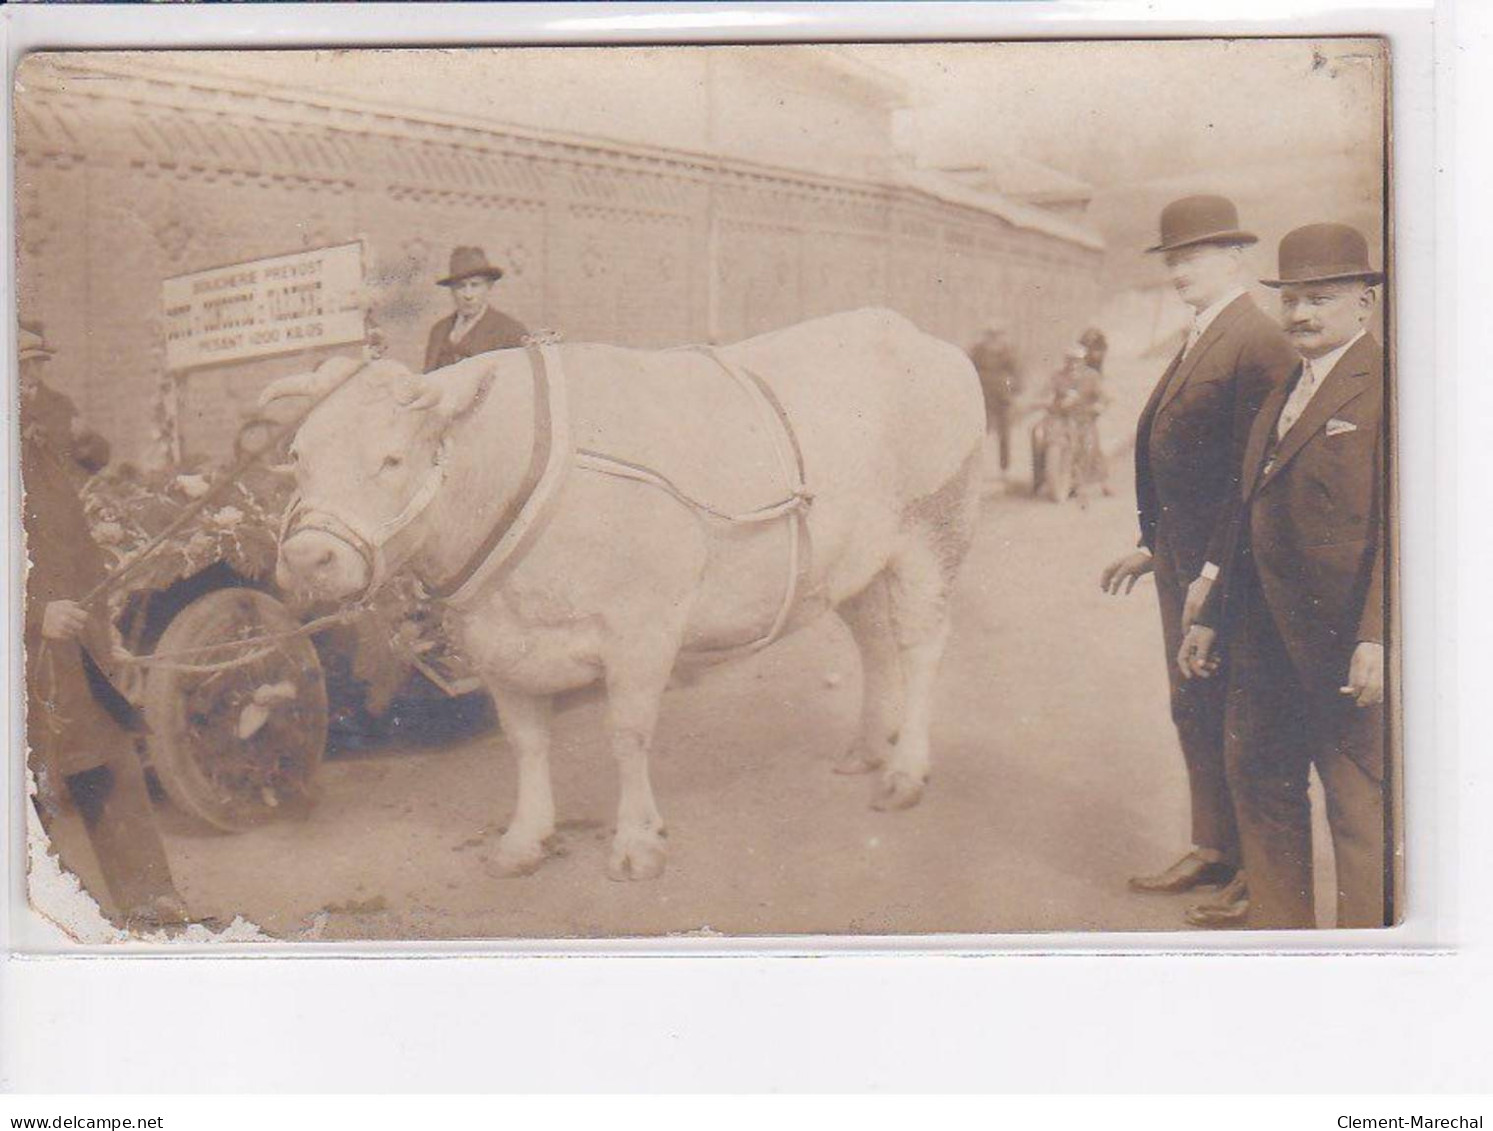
[1199, 562, 1220, 581]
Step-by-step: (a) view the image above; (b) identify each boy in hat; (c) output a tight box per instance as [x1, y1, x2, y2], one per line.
[1100, 195, 1297, 926]
[1040, 342, 1110, 499]
[20, 324, 189, 928]
[1179, 223, 1389, 929]
[1079, 326, 1109, 375]
[423, 246, 528, 373]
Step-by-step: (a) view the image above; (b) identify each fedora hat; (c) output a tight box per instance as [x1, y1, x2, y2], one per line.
[18, 323, 53, 363]
[1146, 195, 1258, 254]
[437, 246, 504, 287]
[1261, 222, 1383, 288]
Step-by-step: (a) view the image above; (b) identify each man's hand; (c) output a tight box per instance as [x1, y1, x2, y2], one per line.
[1182, 574, 1213, 632]
[41, 600, 88, 642]
[1178, 624, 1220, 680]
[1101, 549, 1154, 595]
[1344, 641, 1385, 708]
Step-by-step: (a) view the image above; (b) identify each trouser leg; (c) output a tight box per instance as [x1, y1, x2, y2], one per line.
[1223, 601, 1315, 928]
[1085, 420, 1108, 485]
[1155, 559, 1238, 864]
[1315, 694, 1389, 928]
[31, 770, 109, 904]
[991, 402, 1012, 472]
[66, 743, 178, 919]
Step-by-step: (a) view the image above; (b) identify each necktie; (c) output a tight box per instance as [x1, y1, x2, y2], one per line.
[1276, 358, 1319, 439]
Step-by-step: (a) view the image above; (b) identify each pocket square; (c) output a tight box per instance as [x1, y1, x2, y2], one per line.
[1325, 418, 1358, 436]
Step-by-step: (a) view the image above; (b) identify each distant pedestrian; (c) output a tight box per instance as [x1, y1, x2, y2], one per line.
[1080, 326, 1109, 374]
[969, 322, 1024, 474]
[1040, 344, 1109, 501]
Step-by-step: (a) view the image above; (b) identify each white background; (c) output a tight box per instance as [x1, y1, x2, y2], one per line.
[1, 0, 1488, 1094]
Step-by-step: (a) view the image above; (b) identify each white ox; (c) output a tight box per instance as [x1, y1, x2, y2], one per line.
[266, 308, 985, 880]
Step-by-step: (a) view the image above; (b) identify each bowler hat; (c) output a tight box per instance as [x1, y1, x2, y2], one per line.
[1146, 195, 1258, 254]
[437, 246, 504, 287]
[1261, 223, 1383, 288]
[18, 323, 53, 363]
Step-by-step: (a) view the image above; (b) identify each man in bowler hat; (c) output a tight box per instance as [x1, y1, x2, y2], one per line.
[1100, 195, 1297, 926]
[1179, 223, 1389, 929]
[20, 324, 189, 927]
[423, 246, 528, 373]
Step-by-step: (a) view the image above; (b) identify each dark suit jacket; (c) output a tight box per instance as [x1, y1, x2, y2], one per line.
[22, 381, 138, 778]
[423, 306, 529, 373]
[1199, 333, 1386, 685]
[1134, 294, 1296, 579]
[968, 338, 1023, 409]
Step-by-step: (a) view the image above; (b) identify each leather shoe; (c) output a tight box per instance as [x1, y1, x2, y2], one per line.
[1184, 875, 1250, 928]
[1128, 850, 1237, 894]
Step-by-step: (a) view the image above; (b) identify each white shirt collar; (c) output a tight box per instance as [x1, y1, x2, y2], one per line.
[1302, 330, 1367, 384]
[1189, 287, 1247, 338]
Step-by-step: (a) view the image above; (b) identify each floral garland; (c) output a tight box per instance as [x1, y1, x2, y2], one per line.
[83, 457, 479, 712]
[82, 459, 293, 617]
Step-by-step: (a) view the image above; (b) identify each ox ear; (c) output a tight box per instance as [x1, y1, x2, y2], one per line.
[426, 352, 501, 425]
[257, 355, 364, 420]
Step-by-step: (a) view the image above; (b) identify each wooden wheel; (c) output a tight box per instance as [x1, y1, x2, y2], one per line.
[143, 588, 328, 833]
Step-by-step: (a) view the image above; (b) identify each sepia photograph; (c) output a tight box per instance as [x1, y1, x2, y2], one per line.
[12, 38, 1393, 943]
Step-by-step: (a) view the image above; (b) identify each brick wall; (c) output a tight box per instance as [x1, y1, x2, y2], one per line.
[15, 57, 1102, 464]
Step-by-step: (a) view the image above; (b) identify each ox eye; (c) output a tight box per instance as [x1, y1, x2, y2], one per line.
[380, 454, 404, 472]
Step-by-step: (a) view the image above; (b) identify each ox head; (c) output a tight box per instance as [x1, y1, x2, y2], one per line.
[266, 353, 494, 603]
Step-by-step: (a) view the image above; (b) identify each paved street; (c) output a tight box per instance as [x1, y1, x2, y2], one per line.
[152, 453, 1261, 941]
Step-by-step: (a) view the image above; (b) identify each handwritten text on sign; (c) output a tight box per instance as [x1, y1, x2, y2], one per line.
[164, 243, 365, 370]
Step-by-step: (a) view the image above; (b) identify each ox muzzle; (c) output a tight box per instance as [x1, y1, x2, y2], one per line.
[276, 450, 448, 603]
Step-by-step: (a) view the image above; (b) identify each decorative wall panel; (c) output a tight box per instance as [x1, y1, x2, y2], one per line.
[15, 64, 1102, 462]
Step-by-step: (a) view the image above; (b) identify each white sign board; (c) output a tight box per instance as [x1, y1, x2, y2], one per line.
[163, 242, 366, 371]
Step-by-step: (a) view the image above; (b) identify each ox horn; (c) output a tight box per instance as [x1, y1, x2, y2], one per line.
[257, 355, 365, 412]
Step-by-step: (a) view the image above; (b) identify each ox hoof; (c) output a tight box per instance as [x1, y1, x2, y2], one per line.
[492, 834, 551, 878]
[607, 830, 667, 882]
[871, 771, 925, 812]
[833, 744, 885, 776]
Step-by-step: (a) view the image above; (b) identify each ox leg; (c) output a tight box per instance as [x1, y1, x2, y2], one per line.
[489, 687, 556, 877]
[603, 660, 674, 882]
[875, 544, 956, 812]
[873, 456, 979, 811]
[834, 573, 904, 776]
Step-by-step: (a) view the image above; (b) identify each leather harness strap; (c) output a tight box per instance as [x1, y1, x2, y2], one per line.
[421, 343, 813, 658]
[426, 344, 565, 604]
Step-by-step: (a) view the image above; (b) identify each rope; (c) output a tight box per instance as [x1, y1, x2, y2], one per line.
[576, 346, 815, 661]
[574, 450, 811, 525]
[49, 358, 374, 680]
[687, 347, 812, 657]
[109, 606, 364, 674]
